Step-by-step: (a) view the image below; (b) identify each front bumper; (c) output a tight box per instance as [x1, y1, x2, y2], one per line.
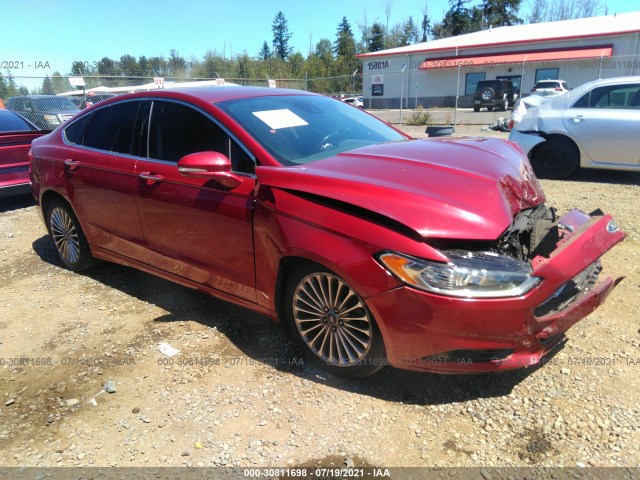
[367, 210, 625, 373]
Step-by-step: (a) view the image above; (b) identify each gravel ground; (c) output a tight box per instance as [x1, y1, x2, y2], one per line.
[0, 126, 638, 470]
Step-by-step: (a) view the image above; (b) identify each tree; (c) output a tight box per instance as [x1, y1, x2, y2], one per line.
[334, 17, 355, 57]
[119, 54, 141, 76]
[432, 0, 481, 38]
[334, 17, 357, 74]
[530, 0, 606, 22]
[51, 72, 68, 94]
[482, 0, 522, 27]
[368, 23, 386, 52]
[259, 41, 272, 61]
[41, 76, 54, 95]
[98, 57, 117, 76]
[272, 11, 292, 60]
[385, 0, 393, 47]
[528, 0, 547, 22]
[168, 49, 187, 76]
[400, 16, 419, 45]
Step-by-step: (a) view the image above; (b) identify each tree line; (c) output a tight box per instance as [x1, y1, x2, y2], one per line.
[2, 0, 608, 97]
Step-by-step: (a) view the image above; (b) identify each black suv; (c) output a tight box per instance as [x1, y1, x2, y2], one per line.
[473, 79, 518, 112]
[5, 95, 80, 129]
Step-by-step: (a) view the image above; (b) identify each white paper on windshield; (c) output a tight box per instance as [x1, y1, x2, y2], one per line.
[253, 109, 308, 130]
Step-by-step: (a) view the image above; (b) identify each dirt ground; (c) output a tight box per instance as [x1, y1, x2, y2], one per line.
[0, 127, 638, 470]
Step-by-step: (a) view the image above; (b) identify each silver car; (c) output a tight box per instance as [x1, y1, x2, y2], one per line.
[509, 76, 640, 179]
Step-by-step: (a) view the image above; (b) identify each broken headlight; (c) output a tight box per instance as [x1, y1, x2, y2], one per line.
[378, 250, 541, 298]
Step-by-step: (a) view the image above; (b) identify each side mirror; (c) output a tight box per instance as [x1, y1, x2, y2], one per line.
[177, 151, 243, 188]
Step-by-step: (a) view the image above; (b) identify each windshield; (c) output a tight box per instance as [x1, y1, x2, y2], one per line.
[216, 94, 407, 165]
[32, 97, 78, 111]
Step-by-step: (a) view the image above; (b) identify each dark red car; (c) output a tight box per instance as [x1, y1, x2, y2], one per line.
[0, 109, 49, 197]
[29, 87, 625, 377]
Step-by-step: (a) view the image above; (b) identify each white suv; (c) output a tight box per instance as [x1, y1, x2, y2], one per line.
[531, 79, 570, 97]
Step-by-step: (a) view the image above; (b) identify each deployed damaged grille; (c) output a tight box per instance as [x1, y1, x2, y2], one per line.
[534, 262, 602, 317]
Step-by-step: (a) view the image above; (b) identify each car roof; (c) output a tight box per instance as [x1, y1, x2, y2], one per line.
[565, 75, 640, 102]
[8, 95, 69, 99]
[103, 86, 317, 106]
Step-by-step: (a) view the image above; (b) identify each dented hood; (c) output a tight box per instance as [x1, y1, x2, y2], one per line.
[256, 137, 545, 240]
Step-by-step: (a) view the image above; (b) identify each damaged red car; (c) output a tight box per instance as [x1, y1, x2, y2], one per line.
[29, 87, 625, 377]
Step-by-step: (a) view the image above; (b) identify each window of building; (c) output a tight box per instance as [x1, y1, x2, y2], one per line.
[465, 72, 486, 95]
[535, 68, 559, 83]
[497, 75, 522, 93]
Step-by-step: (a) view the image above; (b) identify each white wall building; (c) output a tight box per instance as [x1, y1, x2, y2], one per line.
[357, 11, 640, 108]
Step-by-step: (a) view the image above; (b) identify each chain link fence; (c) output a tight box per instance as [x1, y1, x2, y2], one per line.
[361, 53, 640, 114]
[3, 54, 638, 128]
[0, 73, 364, 129]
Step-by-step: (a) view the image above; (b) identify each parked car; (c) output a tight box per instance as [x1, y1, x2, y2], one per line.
[6, 95, 80, 129]
[0, 110, 49, 197]
[531, 79, 570, 97]
[473, 79, 518, 112]
[509, 76, 640, 179]
[30, 87, 624, 377]
[342, 97, 363, 108]
[67, 93, 117, 109]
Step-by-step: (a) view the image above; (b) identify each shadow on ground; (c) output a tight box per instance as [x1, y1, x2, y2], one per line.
[562, 168, 640, 186]
[32, 234, 537, 406]
[0, 193, 34, 213]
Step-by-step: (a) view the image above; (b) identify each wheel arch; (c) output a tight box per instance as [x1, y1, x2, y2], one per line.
[532, 133, 581, 164]
[274, 256, 327, 325]
[41, 190, 72, 222]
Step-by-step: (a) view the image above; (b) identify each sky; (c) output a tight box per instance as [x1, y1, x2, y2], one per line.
[2, 0, 638, 83]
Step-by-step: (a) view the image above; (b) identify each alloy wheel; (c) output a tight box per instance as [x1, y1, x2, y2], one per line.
[292, 272, 372, 367]
[50, 207, 80, 265]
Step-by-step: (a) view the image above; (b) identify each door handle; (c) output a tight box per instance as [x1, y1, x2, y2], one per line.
[572, 115, 586, 123]
[64, 159, 80, 171]
[139, 172, 164, 185]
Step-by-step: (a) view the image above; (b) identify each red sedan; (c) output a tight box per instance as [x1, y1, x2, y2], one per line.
[29, 87, 625, 377]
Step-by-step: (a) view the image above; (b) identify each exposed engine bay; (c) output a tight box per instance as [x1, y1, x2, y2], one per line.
[496, 204, 559, 262]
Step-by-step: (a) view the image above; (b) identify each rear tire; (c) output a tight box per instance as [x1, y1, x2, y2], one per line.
[284, 265, 387, 378]
[473, 106, 480, 112]
[46, 199, 96, 272]
[487, 106, 494, 112]
[530, 138, 579, 180]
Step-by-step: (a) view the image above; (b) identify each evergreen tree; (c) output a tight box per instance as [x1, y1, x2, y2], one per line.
[334, 17, 356, 58]
[482, 0, 523, 27]
[41, 76, 54, 95]
[400, 16, 419, 45]
[368, 23, 386, 52]
[272, 11, 292, 60]
[259, 41, 272, 61]
[421, 13, 431, 42]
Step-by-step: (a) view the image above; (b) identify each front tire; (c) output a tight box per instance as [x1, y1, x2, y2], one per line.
[46, 199, 96, 271]
[284, 265, 386, 378]
[530, 138, 579, 180]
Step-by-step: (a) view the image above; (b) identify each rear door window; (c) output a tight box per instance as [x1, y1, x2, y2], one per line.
[79, 101, 141, 154]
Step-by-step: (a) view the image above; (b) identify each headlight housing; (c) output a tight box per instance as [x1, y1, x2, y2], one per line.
[377, 250, 540, 298]
[43, 114, 61, 125]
